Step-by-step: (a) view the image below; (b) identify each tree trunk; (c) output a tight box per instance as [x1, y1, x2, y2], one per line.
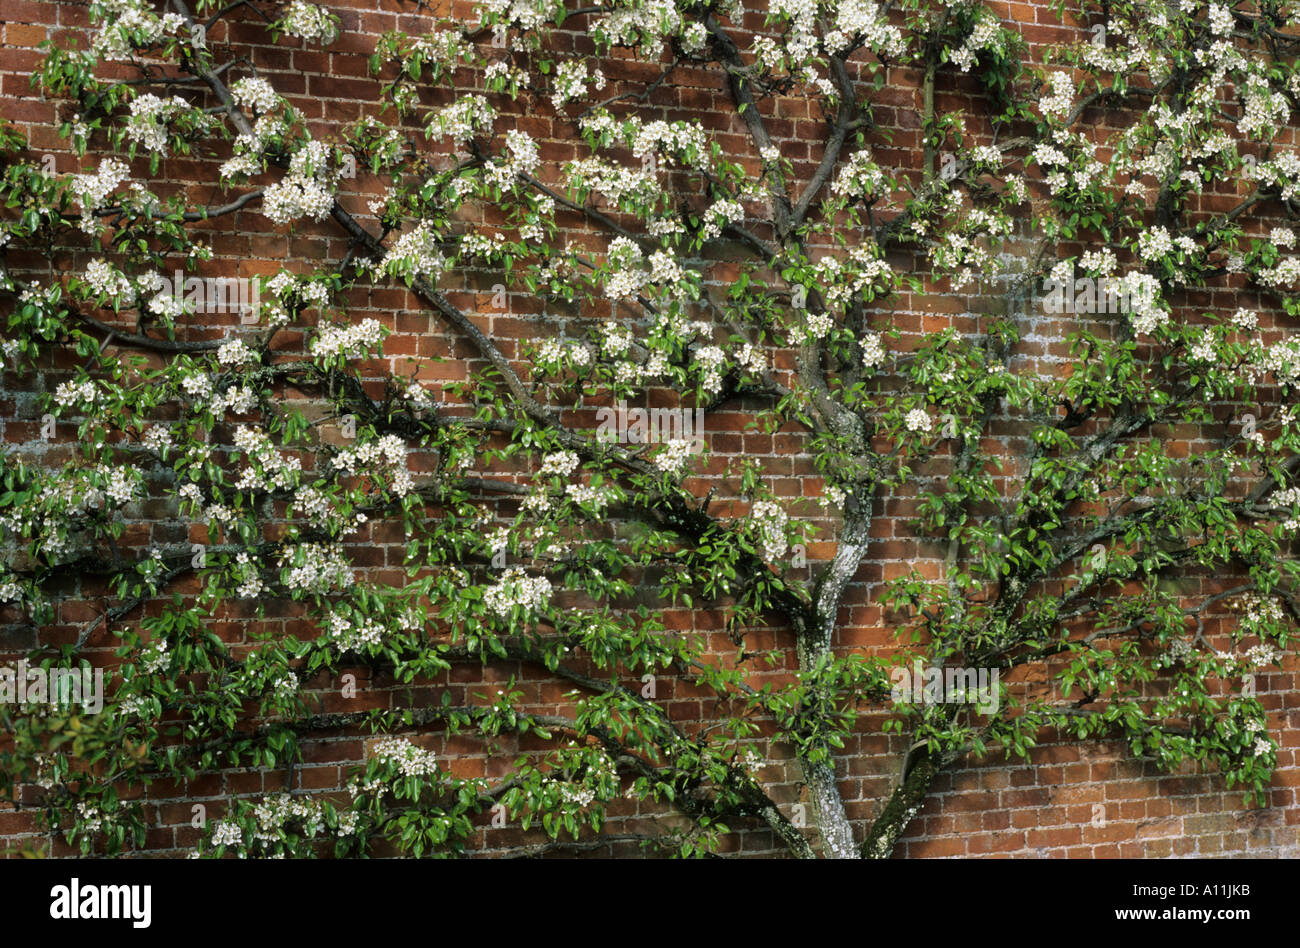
[861, 749, 940, 859]
[795, 503, 872, 859]
[802, 756, 858, 858]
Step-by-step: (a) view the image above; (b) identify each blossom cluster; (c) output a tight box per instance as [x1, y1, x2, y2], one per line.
[536, 337, 594, 371]
[565, 157, 663, 215]
[124, 94, 199, 156]
[311, 318, 386, 361]
[825, 0, 906, 58]
[581, 112, 713, 173]
[403, 381, 436, 411]
[860, 330, 886, 370]
[370, 736, 441, 777]
[770, 0, 903, 62]
[815, 245, 895, 310]
[652, 438, 696, 475]
[699, 199, 746, 242]
[950, 11, 1005, 72]
[332, 434, 414, 498]
[53, 378, 99, 411]
[83, 259, 136, 304]
[278, 542, 355, 594]
[591, 0, 685, 58]
[217, 338, 258, 367]
[831, 149, 888, 200]
[1252, 151, 1300, 202]
[322, 612, 388, 651]
[380, 220, 447, 283]
[72, 799, 120, 838]
[232, 552, 266, 599]
[1247, 335, 1300, 389]
[1117, 272, 1167, 335]
[290, 484, 363, 534]
[430, 95, 496, 146]
[483, 568, 553, 618]
[217, 80, 296, 183]
[1244, 642, 1282, 668]
[485, 130, 540, 190]
[4, 462, 142, 561]
[141, 641, 170, 675]
[71, 159, 131, 233]
[564, 483, 613, 511]
[230, 77, 281, 115]
[249, 794, 326, 844]
[603, 238, 648, 299]
[904, 409, 932, 434]
[1037, 71, 1074, 119]
[747, 499, 789, 560]
[209, 821, 244, 848]
[550, 60, 605, 110]
[263, 140, 339, 225]
[692, 344, 727, 396]
[0, 578, 23, 603]
[201, 789, 356, 856]
[734, 342, 766, 376]
[1238, 593, 1284, 629]
[1239, 74, 1290, 138]
[538, 450, 580, 477]
[233, 424, 303, 493]
[280, 1, 339, 45]
[91, 0, 184, 61]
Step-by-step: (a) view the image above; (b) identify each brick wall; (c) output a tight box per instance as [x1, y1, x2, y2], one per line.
[0, 0, 1297, 857]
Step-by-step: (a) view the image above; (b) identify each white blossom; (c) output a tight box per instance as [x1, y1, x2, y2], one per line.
[230, 78, 280, 114]
[482, 568, 552, 618]
[281, 1, 338, 45]
[124, 94, 196, 156]
[748, 499, 788, 560]
[904, 409, 932, 433]
[652, 438, 696, 476]
[311, 319, 386, 360]
[539, 450, 580, 477]
[279, 542, 354, 594]
[860, 331, 886, 370]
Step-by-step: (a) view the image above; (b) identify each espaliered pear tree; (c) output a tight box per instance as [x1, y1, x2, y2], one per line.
[0, 0, 1296, 858]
